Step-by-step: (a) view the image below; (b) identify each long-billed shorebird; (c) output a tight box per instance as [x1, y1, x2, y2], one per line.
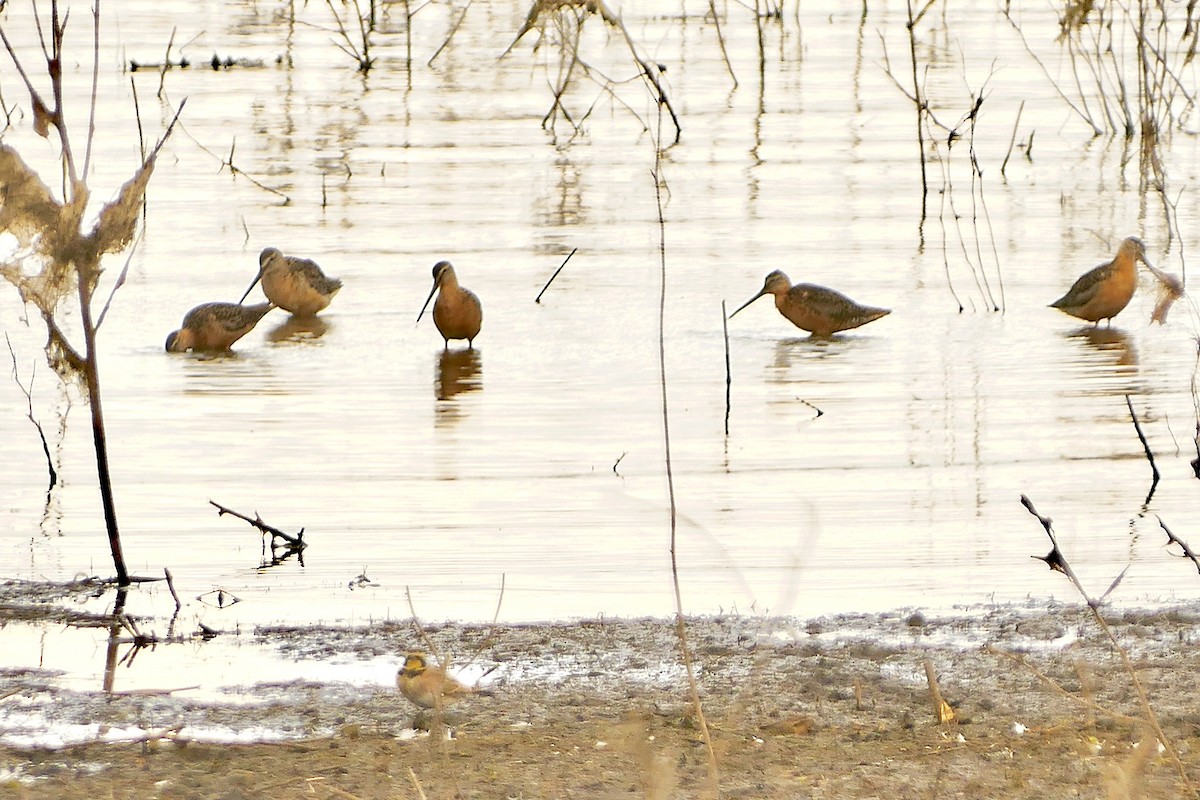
[417, 261, 483, 349]
[1050, 236, 1151, 326]
[396, 652, 482, 711]
[239, 247, 342, 316]
[729, 270, 890, 336]
[165, 301, 274, 352]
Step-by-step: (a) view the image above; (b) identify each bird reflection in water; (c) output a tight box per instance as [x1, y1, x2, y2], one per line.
[1066, 326, 1137, 369]
[266, 314, 331, 344]
[436, 347, 482, 401]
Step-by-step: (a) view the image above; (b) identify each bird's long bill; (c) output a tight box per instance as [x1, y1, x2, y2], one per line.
[237, 272, 263, 305]
[416, 281, 438, 323]
[728, 290, 766, 319]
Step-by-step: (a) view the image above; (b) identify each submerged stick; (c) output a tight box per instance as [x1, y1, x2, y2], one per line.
[6, 335, 58, 492]
[1125, 394, 1160, 503]
[1159, 517, 1200, 575]
[535, 247, 578, 303]
[1000, 99, 1024, 177]
[209, 500, 306, 548]
[722, 300, 731, 436]
[163, 567, 182, 612]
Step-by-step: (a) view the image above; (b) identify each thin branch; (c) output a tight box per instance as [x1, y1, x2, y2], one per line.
[722, 300, 732, 436]
[1126, 394, 1160, 503]
[6, 334, 57, 491]
[428, 0, 473, 66]
[535, 248, 577, 303]
[652, 99, 717, 790]
[209, 500, 306, 548]
[1159, 517, 1200, 575]
[1021, 495, 1198, 798]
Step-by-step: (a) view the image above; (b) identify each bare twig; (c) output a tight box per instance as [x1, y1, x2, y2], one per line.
[706, 0, 737, 89]
[1000, 100, 1024, 177]
[163, 567, 182, 612]
[428, 0, 473, 66]
[407, 768, 429, 800]
[1126, 394, 1160, 502]
[922, 659, 955, 724]
[1021, 495, 1198, 797]
[1159, 517, 1200, 575]
[722, 300, 731, 436]
[209, 500, 306, 548]
[652, 97, 717, 790]
[535, 248, 577, 303]
[6, 334, 57, 491]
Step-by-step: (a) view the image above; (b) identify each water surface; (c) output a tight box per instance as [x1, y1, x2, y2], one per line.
[2, 1, 1200, 694]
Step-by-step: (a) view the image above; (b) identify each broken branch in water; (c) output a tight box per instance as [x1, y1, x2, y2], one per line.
[535, 248, 577, 303]
[1159, 517, 1200, 575]
[1125, 394, 1159, 503]
[209, 500, 306, 549]
[6, 334, 58, 492]
[722, 300, 731, 436]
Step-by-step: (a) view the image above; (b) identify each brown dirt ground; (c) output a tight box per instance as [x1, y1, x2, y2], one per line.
[2, 598, 1200, 799]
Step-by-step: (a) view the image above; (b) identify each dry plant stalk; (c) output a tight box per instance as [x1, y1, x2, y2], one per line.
[1021, 495, 1199, 798]
[507, 0, 682, 143]
[650, 95, 717, 791]
[922, 659, 955, 724]
[0, 2, 183, 587]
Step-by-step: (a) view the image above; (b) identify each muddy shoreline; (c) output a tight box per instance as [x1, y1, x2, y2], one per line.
[2, 582, 1199, 797]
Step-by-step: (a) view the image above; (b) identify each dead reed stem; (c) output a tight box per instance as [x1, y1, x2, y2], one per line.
[1158, 517, 1200, 575]
[1125, 394, 1160, 502]
[652, 102, 718, 791]
[1021, 495, 1198, 798]
[706, 0, 737, 89]
[208, 500, 306, 548]
[1000, 99, 1023, 177]
[535, 247, 577, 303]
[722, 300, 731, 436]
[6, 334, 57, 492]
[905, 0, 932, 214]
[428, 0, 473, 67]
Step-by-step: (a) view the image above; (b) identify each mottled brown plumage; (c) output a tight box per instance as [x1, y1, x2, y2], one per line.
[240, 247, 342, 316]
[1050, 236, 1150, 326]
[730, 270, 890, 336]
[395, 652, 479, 710]
[417, 261, 483, 349]
[165, 301, 275, 352]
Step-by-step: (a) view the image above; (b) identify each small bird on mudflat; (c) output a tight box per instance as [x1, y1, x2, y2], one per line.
[165, 301, 274, 352]
[417, 261, 483, 349]
[1050, 236, 1151, 326]
[239, 247, 342, 316]
[396, 652, 486, 711]
[729, 270, 890, 336]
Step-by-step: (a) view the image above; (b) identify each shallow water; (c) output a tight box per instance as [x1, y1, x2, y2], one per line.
[3, 1, 1200, 696]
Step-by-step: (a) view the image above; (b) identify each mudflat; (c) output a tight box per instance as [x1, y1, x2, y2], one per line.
[2, 603, 1199, 798]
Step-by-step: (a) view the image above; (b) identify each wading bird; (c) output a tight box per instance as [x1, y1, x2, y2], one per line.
[165, 301, 274, 352]
[239, 247, 342, 316]
[729, 270, 890, 336]
[417, 261, 483, 349]
[396, 652, 482, 710]
[1050, 236, 1151, 326]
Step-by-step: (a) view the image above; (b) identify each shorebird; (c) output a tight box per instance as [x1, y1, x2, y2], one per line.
[239, 247, 342, 316]
[1050, 236, 1151, 326]
[165, 301, 274, 352]
[396, 652, 482, 711]
[417, 261, 483, 349]
[729, 270, 890, 336]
